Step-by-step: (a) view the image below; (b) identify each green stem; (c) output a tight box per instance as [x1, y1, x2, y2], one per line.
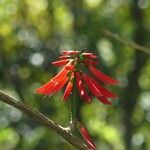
[71, 85, 77, 123]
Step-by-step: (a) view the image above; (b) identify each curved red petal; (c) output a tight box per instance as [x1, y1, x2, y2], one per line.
[62, 81, 73, 101]
[52, 67, 68, 82]
[75, 72, 91, 103]
[36, 68, 68, 95]
[83, 59, 98, 66]
[89, 65, 119, 85]
[65, 65, 74, 70]
[80, 126, 96, 150]
[35, 81, 56, 95]
[52, 76, 69, 93]
[61, 50, 79, 55]
[88, 76, 117, 98]
[59, 55, 70, 59]
[97, 96, 112, 105]
[52, 59, 70, 67]
[83, 92, 91, 104]
[82, 53, 97, 59]
[82, 73, 103, 97]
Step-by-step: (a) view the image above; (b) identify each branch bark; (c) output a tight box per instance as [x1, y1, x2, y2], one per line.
[103, 29, 150, 55]
[0, 90, 88, 150]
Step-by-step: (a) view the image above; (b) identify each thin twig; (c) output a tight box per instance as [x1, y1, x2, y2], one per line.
[103, 29, 150, 55]
[0, 90, 88, 150]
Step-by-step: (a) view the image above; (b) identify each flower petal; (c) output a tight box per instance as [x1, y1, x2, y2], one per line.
[82, 53, 97, 59]
[83, 92, 91, 104]
[89, 65, 119, 85]
[65, 65, 74, 70]
[35, 80, 56, 95]
[82, 73, 103, 97]
[52, 67, 68, 82]
[75, 72, 91, 103]
[59, 55, 70, 59]
[62, 81, 73, 101]
[52, 75, 69, 94]
[62, 73, 74, 101]
[83, 59, 98, 66]
[36, 67, 68, 95]
[79, 126, 96, 150]
[61, 50, 79, 55]
[88, 76, 117, 98]
[52, 59, 70, 67]
[97, 96, 112, 105]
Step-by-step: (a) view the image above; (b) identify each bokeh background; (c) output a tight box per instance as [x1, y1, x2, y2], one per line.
[0, 0, 150, 150]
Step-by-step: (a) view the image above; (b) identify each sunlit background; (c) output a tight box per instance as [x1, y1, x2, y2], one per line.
[0, 0, 150, 150]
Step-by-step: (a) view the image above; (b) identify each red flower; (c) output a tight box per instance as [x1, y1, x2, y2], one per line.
[52, 59, 70, 67]
[82, 73, 103, 97]
[82, 73, 113, 105]
[82, 52, 97, 59]
[36, 67, 69, 95]
[83, 59, 98, 66]
[79, 125, 96, 150]
[62, 50, 79, 55]
[36, 50, 118, 104]
[89, 65, 118, 85]
[75, 72, 91, 103]
[62, 73, 74, 101]
[65, 64, 74, 70]
[59, 55, 70, 59]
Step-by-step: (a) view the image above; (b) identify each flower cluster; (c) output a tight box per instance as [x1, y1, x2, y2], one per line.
[36, 50, 118, 105]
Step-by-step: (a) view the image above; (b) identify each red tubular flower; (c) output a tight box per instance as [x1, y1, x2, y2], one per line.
[82, 73, 103, 97]
[62, 81, 73, 101]
[59, 55, 70, 59]
[62, 73, 74, 101]
[97, 96, 112, 105]
[36, 67, 68, 95]
[75, 72, 91, 103]
[79, 126, 96, 150]
[83, 59, 98, 66]
[52, 59, 70, 67]
[82, 73, 112, 105]
[88, 76, 117, 98]
[62, 50, 79, 55]
[36, 80, 56, 95]
[52, 75, 69, 94]
[82, 53, 97, 59]
[36, 50, 118, 104]
[65, 64, 74, 70]
[52, 67, 68, 81]
[89, 65, 118, 85]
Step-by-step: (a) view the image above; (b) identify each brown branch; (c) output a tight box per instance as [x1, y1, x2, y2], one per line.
[103, 29, 150, 55]
[0, 90, 88, 150]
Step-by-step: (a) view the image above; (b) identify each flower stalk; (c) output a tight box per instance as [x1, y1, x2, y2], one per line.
[70, 78, 78, 127]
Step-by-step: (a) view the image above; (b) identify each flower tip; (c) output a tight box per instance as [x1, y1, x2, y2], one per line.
[35, 88, 43, 94]
[98, 97, 112, 105]
[52, 59, 70, 67]
[79, 126, 96, 150]
[62, 97, 67, 102]
[61, 50, 79, 55]
[110, 79, 119, 85]
[65, 65, 74, 70]
[35, 87, 48, 95]
[89, 65, 119, 85]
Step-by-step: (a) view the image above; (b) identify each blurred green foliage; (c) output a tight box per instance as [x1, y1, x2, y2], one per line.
[0, 0, 150, 150]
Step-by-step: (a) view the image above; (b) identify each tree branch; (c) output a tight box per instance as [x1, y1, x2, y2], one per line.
[0, 90, 88, 150]
[103, 29, 150, 55]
